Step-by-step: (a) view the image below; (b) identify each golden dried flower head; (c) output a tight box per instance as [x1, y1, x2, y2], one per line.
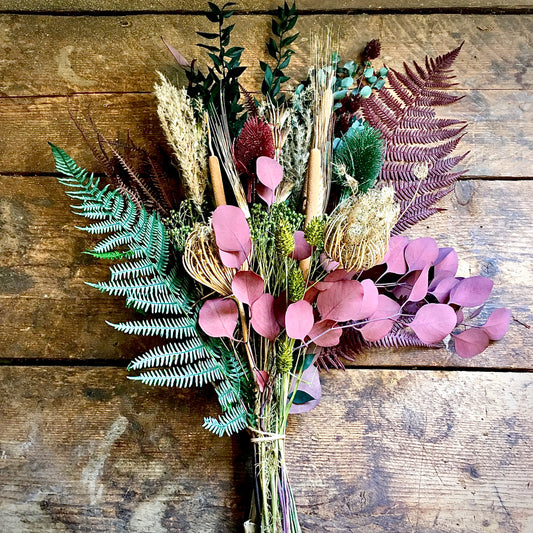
[324, 187, 399, 272]
[183, 224, 234, 296]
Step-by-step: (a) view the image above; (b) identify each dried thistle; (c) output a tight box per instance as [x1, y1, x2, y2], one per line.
[155, 74, 208, 208]
[324, 187, 399, 272]
[183, 224, 234, 296]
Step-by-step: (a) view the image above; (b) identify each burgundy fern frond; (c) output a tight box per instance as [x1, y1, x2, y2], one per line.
[239, 84, 259, 118]
[361, 43, 467, 232]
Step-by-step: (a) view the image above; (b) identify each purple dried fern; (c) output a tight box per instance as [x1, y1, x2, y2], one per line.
[362, 43, 467, 232]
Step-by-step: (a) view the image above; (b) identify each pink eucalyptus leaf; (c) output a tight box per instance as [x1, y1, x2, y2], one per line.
[251, 293, 280, 341]
[316, 280, 364, 322]
[453, 328, 490, 358]
[430, 276, 461, 303]
[408, 265, 430, 302]
[360, 295, 400, 342]
[405, 237, 439, 271]
[256, 182, 275, 206]
[382, 235, 409, 274]
[434, 247, 459, 281]
[361, 279, 379, 318]
[212, 205, 251, 253]
[393, 272, 416, 300]
[308, 319, 342, 347]
[256, 156, 283, 190]
[285, 300, 315, 340]
[290, 363, 322, 414]
[254, 369, 269, 393]
[456, 309, 464, 326]
[303, 286, 320, 305]
[481, 308, 511, 341]
[449, 276, 494, 308]
[219, 248, 249, 269]
[320, 253, 339, 272]
[410, 303, 456, 344]
[198, 298, 239, 338]
[274, 291, 288, 327]
[232, 270, 264, 306]
[291, 231, 312, 260]
[324, 269, 355, 282]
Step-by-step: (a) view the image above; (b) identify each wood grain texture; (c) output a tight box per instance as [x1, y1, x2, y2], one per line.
[0, 14, 530, 97]
[1, 176, 530, 367]
[1, 0, 532, 12]
[0, 367, 530, 532]
[0, 90, 531, 176]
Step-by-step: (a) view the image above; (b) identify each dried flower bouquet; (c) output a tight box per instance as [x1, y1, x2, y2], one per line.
[50, 3, 509, 531]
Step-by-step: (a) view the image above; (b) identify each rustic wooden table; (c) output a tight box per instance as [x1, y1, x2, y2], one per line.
[0, 1, 532, 532]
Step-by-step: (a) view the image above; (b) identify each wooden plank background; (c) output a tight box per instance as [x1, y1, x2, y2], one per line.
[0, 1, 531, 532]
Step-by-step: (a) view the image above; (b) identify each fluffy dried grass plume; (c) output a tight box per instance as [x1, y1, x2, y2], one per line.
[324, 187, 400, 272]
[154, 74, 208, 207]
[183, 224, 234, 296]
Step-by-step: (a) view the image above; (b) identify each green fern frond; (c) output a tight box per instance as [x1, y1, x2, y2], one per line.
[127, 339, 211, 370]
[128, 360, 224, 388]
[107, 317, 197, 339]
[203, 405, 249, 437]
[51, 143, 252, 436]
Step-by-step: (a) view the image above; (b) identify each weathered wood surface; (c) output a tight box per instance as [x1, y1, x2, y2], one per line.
[1, 176, 530, 367]
[0, 367, 531, 532]
[1, 89, 531, 177]
[0, 0, 531, 12]
[0, 14, 530, 96]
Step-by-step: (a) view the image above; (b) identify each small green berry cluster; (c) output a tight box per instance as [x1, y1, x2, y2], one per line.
[276, 339, 293, 374]
[304, 215, 327, 249]
[288, 267, 305, 301]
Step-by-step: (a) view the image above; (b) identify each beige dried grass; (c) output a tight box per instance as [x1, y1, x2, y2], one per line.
[154, 74, 208, 207]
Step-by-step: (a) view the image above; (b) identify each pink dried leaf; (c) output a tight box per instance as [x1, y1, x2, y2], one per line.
[256, 182, 275, 206]
[405, 237, 439, 271]
[256, 156, 283, 190]
[285, 300, 315, 340]
[291, 231, 312, 260]
[219, 248, 249, 269]
[274, 291, 288, 327]
[232, 270, 264, 306]
[408, 265, 430, 302]
[449, 276, 494, 307]
[161, 37, 191, 68]
[308, 319, 342, 347]
[251, 293, 280, 341]
[290, 364, 322, 414]
[320, 253, 339, 272]
[481, 308, 511, 341]
[361, 279, 379, 318]
[360, 295, 401, 342]
[198, 298, 239, 338]
[382, 235, 409, 275]
[254, 369, 269, 393]
[410, 303, 456, 344]
[316, 280, 365, 322]
[430, 276, 461, 303]
[212, 205, 251, 253]
[433, 247, 459, 280]
[453, 328, 490, 358]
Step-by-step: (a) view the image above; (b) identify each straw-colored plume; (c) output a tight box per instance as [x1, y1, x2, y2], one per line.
[324, 187, 399, 272]
[155, 74, 208, 207]
[183, 224, 234, 296]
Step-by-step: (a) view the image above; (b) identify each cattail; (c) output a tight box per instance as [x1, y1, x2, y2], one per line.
[324, 187, 399, 272]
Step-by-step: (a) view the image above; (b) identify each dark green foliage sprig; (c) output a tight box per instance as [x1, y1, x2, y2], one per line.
[260, 1, 299, 105]
[333, 124, 385, 196]
[50, 143, 253, 437]
[186, 2, 246, 136]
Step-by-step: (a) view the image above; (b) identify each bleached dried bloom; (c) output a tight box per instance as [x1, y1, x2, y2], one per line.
[324, 187, 399, 272]
[154, 74, 208, 207]
[413, 161, 429, 181]
[183, 224, 234, 296]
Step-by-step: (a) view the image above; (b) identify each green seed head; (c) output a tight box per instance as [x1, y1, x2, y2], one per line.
[304, 216, 326, 248]
[277, 340, 293, 374]
[288, 267, 305, 302]
[275, 219, 295, 256]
